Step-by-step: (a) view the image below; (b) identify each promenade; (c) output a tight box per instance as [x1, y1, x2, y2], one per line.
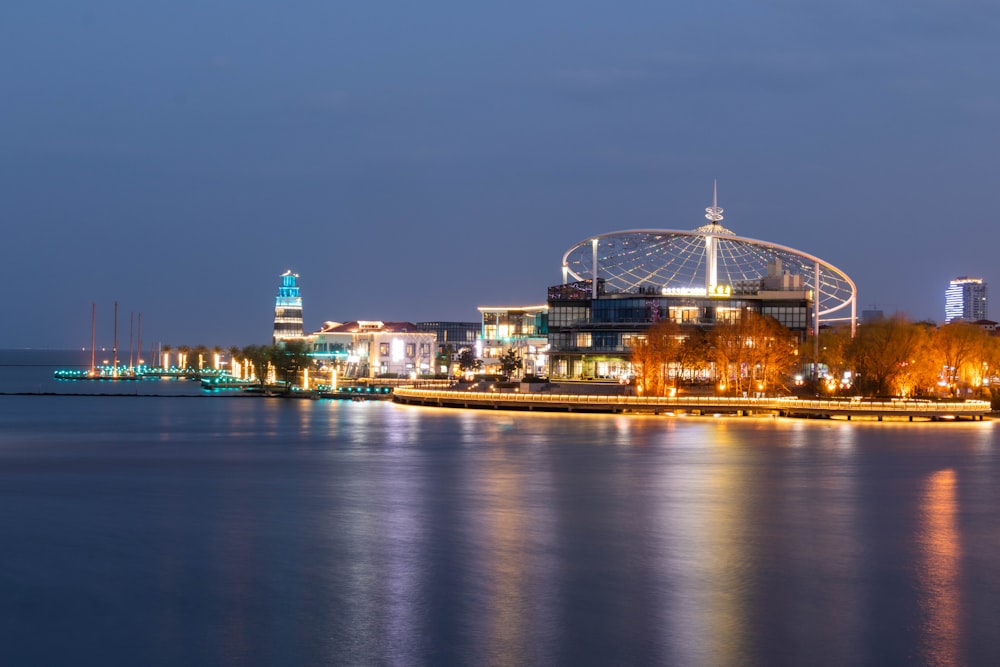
[392, 387, 991, 421]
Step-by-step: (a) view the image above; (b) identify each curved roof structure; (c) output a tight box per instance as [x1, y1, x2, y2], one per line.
[561, 188, 856, 327]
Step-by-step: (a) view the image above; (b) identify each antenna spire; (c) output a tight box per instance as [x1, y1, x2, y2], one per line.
[705, 179, 724, 223]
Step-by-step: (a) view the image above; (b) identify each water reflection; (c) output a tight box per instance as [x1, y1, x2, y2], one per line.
[919, 468, 961, 666]
[656, 423, 751, 666]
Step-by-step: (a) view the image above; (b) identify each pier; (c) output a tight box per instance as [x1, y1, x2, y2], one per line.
[392, 388, 991, 421]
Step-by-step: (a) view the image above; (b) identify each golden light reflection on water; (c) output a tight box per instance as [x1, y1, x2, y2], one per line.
[919, 468, 962, 667]
[656, 423, 751, 666]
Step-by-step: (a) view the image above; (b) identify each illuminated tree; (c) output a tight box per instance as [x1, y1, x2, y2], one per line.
[711, 310, 796, 395]
[190, 345, 209, 371]
[630, 319, 682, 396]
[457, 348, 482, 374]
[677, 328, 711, 383]
[932, 321, 991, 396]
[225, 346, 241, 378]
[270, 340, 314, 390]
[177, 345, 191, 371]
[848, 315, 924, 396]
[498, 348, 523, 379]
[802, 324, 853, 390]
[241, 345, 271, 388]
[160, 344, 173, 369]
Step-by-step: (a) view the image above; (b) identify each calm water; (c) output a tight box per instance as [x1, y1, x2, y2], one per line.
[1, 351, 999, 665]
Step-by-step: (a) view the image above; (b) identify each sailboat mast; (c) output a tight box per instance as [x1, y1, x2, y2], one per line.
[128, 311, 134, 372]
[113, 300, 119, 377]
[90, 302, 96, 373]
[137, 313, 142, 369]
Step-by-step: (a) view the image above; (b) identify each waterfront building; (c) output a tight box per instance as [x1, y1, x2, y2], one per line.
[476, 305, 549, 378]
[310, 320, 435, 379]
[273, 270, 305, 342]
[416, 321, 481, 375]
[546, 185, 857, 380]
[945, 277, 987, 323]
[416, 321, 479, 351]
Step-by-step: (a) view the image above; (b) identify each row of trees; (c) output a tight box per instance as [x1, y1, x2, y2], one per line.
[809, 316, 1000, 398]
[164, 341, 314, 390]
[630, 311, 1000, 400]
[630, 311, 797, 396]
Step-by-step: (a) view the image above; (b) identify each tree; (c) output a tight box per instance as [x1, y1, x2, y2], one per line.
[849, 315, 924, 396]
[241, 344, 271, 388]
[498, 348, 523, 379]
[227, 346, 241, 375]
[932, 321, 990, 396]
[160, 344, 173, 369]
[710, 310, 796, 395]
[677, 328, 711, 383]
[436, 344, 456, 377]
[177, 345, 191, 371]
[457, 348, 483, 375]
[802, 325, 854, 391]
[270, 340, 314, 390]
[630, 319, 682, 396]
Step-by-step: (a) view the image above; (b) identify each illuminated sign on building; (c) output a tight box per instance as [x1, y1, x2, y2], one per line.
[709, 284, 733, 298]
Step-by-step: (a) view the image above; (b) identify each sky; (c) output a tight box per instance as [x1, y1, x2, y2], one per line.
[3, 1, 999, 349]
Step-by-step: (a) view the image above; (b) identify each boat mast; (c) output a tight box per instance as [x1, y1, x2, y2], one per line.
[128, 311, 134, 372]
[136, 313, 142, 369]
[113, 300, 119, 378]
[90, 302, 96, 374]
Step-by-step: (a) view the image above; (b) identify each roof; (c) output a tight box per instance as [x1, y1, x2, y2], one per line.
[315, 320, 425, 334]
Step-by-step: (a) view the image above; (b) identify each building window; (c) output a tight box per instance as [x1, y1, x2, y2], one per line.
[406, 344, 415, 357]
[379, 343, 389, 356]
[575, 332, 592, 348]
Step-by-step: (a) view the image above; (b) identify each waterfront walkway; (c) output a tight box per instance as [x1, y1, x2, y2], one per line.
[392, 388, 991, 421]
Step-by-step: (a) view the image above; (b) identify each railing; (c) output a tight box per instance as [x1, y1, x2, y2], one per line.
[392, 388, 992, 416]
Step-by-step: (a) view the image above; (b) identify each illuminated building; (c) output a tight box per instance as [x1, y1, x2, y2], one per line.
[547, 184, 857, 379]
[944, 277, 987, 323]
[310, 321, 435, 379]
[477, 305, 549, 378]
[273, 270, 305, 342]
[415, 321, 480, 374]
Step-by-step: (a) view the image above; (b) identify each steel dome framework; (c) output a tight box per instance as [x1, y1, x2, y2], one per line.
[561, 224, 857, 333]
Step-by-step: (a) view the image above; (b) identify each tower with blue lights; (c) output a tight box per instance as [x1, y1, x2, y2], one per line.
[273, 270, 305, 342]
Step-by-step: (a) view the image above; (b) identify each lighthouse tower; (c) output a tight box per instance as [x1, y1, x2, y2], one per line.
[273, 270, 304, 342]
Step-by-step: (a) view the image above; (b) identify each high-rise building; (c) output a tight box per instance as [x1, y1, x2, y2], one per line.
[273, 270, 304, 342]
[945, 277, 988, 323]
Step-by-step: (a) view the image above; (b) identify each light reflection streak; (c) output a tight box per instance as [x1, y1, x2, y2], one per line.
[461, 416, 558, 664]
[919, 468, 962, 667]
[656, 423, 750, 666]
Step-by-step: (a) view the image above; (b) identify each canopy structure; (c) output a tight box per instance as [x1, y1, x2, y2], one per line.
[560, 187, 857, 332]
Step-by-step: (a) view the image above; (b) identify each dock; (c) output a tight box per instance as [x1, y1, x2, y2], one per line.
[392, 388, 991, 421]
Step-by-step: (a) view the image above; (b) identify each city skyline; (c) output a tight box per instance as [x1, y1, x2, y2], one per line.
[3, 1, 999, 349]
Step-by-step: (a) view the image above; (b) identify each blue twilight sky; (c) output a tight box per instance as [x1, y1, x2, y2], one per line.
[2, 1, 999, 349]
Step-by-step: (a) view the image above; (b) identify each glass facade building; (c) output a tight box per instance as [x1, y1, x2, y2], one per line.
[546, 280, 811, 379]
[945, 277, 988, 323]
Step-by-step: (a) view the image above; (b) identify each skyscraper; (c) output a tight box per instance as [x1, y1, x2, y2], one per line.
[273, 270, 304, 342]
[945, 277, 988, 323]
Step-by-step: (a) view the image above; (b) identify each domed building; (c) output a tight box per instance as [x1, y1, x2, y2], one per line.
[547, 185, 856, 380]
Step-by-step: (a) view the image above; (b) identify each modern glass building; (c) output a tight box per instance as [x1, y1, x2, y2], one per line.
[273, 270, 305, 342]
[945, 277, 988, 323]
[415, 322, 480, 352]
[547, 186, 857, 379]
[477, 306, 549, 378]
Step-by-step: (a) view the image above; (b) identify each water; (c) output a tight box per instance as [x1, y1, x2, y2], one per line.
[2, 351, 999, 665]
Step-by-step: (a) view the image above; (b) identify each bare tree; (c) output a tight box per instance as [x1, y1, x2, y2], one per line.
[630, 319, 682, 396]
